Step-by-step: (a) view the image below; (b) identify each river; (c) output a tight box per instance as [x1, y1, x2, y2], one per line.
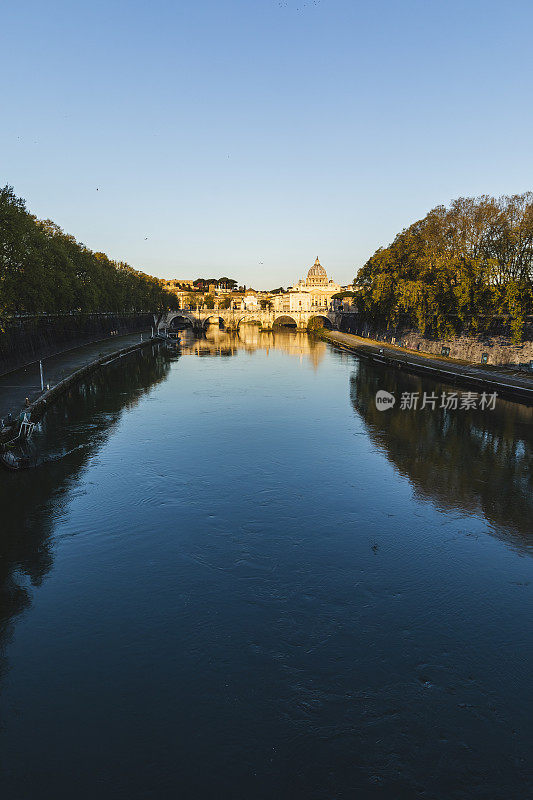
[0, 327, 532, 799]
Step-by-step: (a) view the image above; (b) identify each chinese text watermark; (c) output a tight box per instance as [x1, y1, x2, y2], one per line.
[375, 390, 498, 411]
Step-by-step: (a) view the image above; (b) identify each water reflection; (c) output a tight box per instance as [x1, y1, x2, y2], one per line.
[350, 359, 533, 549]
[0, 345, 172, 684]
[1, 333, 532, 799]
[181, 325, 327, 369]
[0, 331, 322, 682]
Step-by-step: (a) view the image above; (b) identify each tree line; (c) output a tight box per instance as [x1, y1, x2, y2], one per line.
[356, 193, 533, 341]
[0, 186, 178, 316]
[192, 277, 238, 290]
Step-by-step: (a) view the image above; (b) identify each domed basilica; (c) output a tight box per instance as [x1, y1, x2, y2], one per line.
[272, 257, 341, 313]
[303, 257, 330, 287]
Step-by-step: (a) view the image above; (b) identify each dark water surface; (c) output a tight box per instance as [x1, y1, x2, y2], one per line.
[1, 329, 532, 799]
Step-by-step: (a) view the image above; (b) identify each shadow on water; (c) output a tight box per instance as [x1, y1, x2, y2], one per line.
[0, 330, 320, 683]
[350, 358, 533, 550]
[0, 332, 531, 799]
[0, 344, 172, 684]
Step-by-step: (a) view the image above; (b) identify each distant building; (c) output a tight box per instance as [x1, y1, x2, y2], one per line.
[164, 279, 195, 289]
[241, 292, 260, 310]
[272, 258, 342, 313]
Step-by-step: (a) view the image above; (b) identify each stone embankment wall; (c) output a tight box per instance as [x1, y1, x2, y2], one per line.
[0, 313, 153, 376]
[338, 314, 533, 366]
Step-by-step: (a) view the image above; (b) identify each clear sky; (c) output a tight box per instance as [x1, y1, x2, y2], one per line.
[1, 0, 532, 288]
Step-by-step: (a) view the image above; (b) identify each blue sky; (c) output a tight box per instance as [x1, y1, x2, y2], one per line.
[1, 0, 532, 288]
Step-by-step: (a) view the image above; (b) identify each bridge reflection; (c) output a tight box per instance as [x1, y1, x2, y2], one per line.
[177, 327, 328, 370]
[0, 331, 328, 685]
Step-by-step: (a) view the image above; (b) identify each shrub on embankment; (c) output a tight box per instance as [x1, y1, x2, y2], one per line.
[0, 186, 178, 316]
[355, 193, 533, 342]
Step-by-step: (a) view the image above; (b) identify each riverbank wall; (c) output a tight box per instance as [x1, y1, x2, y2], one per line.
[26, 338, 161, 426]
[0, 335, 167, 450]
[337, 314, 533, 366]
[320, 329, 533, 405]
[0, 313, 154, 376]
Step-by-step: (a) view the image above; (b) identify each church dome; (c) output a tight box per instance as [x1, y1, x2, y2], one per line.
[307, 257, 327, 281]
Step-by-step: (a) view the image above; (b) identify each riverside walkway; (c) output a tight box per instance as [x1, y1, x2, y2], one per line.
[0, 330, 151, 421]
[322, 330, 533, 404]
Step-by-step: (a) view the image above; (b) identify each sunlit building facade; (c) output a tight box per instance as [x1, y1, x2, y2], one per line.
[272, 257, 341, 312]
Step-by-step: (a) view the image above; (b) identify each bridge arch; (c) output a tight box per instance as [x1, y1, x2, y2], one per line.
[202, 315, 224, 328]
[237, 315, 263, 328]
[308, 314, 333, 330]
[273, 315, 298, 328]
[167, 313, 195, 329]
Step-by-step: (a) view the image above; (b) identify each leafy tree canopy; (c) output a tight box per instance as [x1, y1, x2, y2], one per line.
[0, 186, 178, 316]
[355, 193, 533, 341]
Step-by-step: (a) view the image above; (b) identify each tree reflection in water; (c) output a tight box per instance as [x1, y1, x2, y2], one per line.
[0, 344, 172, 685]
[349, 359, 533, 550]
[0, 330, 325, 685]
[0, 333, 531, 798]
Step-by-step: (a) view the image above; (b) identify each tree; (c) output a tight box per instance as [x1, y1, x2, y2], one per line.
[218, 277, 237, 290]
[218, 295, 232, 309]
[355, 192, 533, 342]
[0, 185, 177, 316]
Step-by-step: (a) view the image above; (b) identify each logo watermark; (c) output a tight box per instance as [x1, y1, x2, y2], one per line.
[375, 390, 498, 411]
[375, 390, 396, 410]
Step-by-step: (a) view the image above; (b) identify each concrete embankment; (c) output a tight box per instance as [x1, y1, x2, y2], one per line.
[0, 335, 161, 444]
[0, 312, 155, 376]
[321, 329, 533, 404]
[27, 338, 161, 424]
[0, 331, 155, 420]
[337, 314, 533, 366]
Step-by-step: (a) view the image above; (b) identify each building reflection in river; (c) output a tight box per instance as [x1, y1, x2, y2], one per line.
[180, 325, 327, 370]
[349, 358, 533, 550]
[0, 330, 326, 679]
[0, 333, 532, 798]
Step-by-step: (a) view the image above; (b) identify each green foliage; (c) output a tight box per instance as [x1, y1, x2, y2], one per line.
[307, 317, 325, 332]
[218, 277, 237, 290]
[218, 295, 232, 309]
[192, 276, 237, 290]
[0, 186, 178, 316]
[356, 193, 533, 342]
[184, 293, 201, 308]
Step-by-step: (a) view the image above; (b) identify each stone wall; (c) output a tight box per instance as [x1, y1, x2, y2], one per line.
[0, 313, 153, 376]
[338, 314, 533, 366]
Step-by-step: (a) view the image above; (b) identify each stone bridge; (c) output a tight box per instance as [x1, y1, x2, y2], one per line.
[157, 308, 339, 332]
